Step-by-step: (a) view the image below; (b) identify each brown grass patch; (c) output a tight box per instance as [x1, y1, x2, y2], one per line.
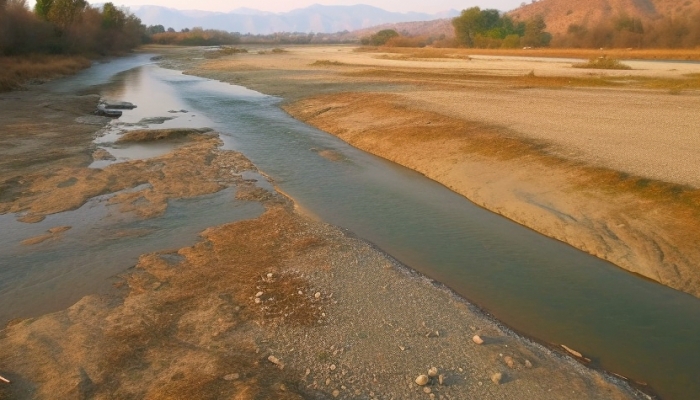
[310, 59, 346, 66]
[0, 55, 91, 92]
[573, 57, 632, 70]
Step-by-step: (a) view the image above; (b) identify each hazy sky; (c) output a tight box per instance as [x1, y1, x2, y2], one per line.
[76, 1, 527, 14]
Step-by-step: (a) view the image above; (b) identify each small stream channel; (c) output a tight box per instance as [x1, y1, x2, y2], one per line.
[2, 55, 699, 399]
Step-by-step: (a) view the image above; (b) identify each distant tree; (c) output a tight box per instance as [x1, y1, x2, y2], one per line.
[521, 15, 551, 47]
[47, 0, 87, 33]
[367, 29, 398, 46]
[34, 0, 53, 20]
[453, 7, 526, 47]
[167, 27, 175, 32]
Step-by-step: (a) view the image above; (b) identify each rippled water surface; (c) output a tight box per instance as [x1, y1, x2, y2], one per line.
[2, 55, 699, 400]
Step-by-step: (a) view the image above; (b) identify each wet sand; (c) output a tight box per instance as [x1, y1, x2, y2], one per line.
[0, 60, 644, 399]
[163, 44, 700, 299]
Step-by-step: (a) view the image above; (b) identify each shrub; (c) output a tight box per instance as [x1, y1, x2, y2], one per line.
[573, 56, 632, 70]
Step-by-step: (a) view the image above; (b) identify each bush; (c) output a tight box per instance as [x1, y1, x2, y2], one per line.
[573, 56, 632, 70]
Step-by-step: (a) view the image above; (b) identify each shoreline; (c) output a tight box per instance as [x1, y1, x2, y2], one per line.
[162, 44, 700, 299]
[0, 55, 647, 399]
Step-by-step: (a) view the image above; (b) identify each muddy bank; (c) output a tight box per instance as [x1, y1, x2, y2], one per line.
[162, 45, 700, 298]
[0, 58, 642, 400]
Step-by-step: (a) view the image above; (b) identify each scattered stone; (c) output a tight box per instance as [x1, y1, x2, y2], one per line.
[255, 291, 264, 297]
[254, 297, 261, 304]
[267, 273, 273, 278]
[398, 345, 406, 351]
[330, 364, 337, 371]
[428, 367, 438, 377]
[491, 372, 502, 385]
[423, 387, 432, 394]
[525, 359, 533, 368]
[504, 356, 515, 368]
[415, 374, 429, 386]
[472, 335, 484, 345]
[438, 374, 445, 385]
[332, 389, 340, 397]
[305, 368, 311, 376]
[223, 373, 240, 381]
[315, 292, 321, 299]
[325, 378, 331, 385]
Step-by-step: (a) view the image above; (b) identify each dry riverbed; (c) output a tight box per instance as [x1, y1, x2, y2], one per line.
[160, 44, 700, 299]
[0, 58, 644, 399]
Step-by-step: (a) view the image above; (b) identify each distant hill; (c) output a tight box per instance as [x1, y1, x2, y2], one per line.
[351, 19, 455, 40]
[131, 4, 459, 35]
[508, 0, 700, 36]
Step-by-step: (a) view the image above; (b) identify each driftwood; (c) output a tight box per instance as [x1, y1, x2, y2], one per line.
[0, 374, 9, 383]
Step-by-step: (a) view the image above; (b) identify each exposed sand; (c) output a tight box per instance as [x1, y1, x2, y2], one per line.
[164, 45, 700, 298]
[0, 66, 643, 399]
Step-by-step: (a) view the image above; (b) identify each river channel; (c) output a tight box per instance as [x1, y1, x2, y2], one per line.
[2, 54, 700, 399]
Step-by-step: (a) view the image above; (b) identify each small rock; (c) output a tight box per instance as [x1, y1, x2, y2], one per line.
[415, 374, 429, 386]
[561, 344, 583, 358]
[398, 345, 406, 351]
[298, 290, 303, 295]
[268, 355, 283, 369]
[472, 335, 484, 345]
[254, 297, 261, 304]
[267, 273, 273, 278]
[423, 387, 432, 394]
[332, 390, 340, 397]
[438, 374, 445, 385]
[330, 364, 337, 371]
[315, 292, 321, 299]
[525, 359, 533, 368]
[223, 373, 240, 381]
[428, 367, 438, 377]
[305, 368, 311, 376]
[325, 378, 331, 385]
[491, 372, 502, 385]
[256, 291, 264, 297]
[504, 356, 515, 368]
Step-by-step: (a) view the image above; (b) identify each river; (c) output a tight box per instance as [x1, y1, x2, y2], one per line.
[2, 54, 699, 399]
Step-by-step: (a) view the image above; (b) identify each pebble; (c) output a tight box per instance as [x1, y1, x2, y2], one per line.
[428, 367, 438, 377]
[525, 359, 533, 368]
[491, 372, 502, 385]
[254, 297, 261, 304]
[267, 273, 273, 278]
[223, 373, 240, 381]
[504, 356, 515, 368]
[438, 374, 445, 385]
[415, 374, 429, 386]
[315, 292, 321, 299]
[255, 291, 264, 297]
[330, 364, 337, 371]
[472, 335, 484, 345]
[423, 387, 432, 394]
[332, 389, 340, 397]
[268, 355, 283, 369]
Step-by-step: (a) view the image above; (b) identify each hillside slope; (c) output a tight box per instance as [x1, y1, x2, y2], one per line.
[509, 0, 700, 36]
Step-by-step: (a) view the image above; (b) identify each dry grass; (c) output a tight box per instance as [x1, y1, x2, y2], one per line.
[357, 46, 700, 61]
[310, 59, 346, 66]
[0, 55, 91, 92]
[573, 57, 633, 70]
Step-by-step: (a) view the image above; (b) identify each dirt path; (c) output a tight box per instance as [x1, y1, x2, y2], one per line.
[165, 45, 700, 299]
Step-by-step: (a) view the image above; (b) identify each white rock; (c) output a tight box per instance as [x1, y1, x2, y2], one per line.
[255, 291, 264, 297]
[415, 374, 429, 386]
[254, 298, 261, 304]
[428, 367, 438, 377]
[472, 335, 484, 345]
[267, 273, 273, 278]
[504, 356, 515, 368]
[525, 359, 533, 368]
[315, 292, 321, 299]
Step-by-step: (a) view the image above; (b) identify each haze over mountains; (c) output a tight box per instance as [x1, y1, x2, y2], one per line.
[131, 4, 459, 34]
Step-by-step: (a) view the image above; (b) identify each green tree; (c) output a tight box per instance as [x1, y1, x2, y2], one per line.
[522, 15, 551, 47]
[452, 7, 483, 47]
[34, 0, 53, 20]
[368, 29, 398, 46]
[47, 0, 87, 32]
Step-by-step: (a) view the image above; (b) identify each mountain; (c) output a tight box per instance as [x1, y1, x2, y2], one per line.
[131, 4, 459, 34]
[351, 19, 456, 40]
[508, 0, 700, 36]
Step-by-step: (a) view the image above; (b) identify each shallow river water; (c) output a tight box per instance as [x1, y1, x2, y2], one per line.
[2, 55, 700, 399]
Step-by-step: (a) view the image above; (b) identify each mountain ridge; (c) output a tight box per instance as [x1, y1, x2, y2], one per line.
[131, 4, 459, 34]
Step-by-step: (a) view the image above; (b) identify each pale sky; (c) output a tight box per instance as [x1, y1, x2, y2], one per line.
[32, 1, 527, 14]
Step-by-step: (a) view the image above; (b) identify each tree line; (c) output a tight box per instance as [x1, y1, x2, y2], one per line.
[0, 0, 144, 55]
